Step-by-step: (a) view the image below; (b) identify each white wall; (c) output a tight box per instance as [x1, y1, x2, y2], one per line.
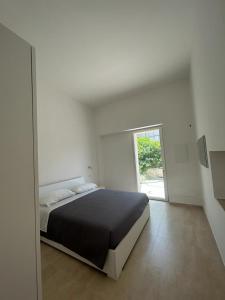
[37, 83, 98, 185]
[191, 0, 225, 264]
[95, 79, 202, 205]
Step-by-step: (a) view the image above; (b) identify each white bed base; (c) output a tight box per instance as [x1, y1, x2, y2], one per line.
[40, 177, 150, 280]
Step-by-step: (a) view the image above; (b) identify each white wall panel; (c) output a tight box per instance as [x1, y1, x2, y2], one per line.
[101, 133, 137, 192]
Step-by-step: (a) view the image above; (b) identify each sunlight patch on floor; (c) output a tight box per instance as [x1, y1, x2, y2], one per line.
[140, 179, 165, 199]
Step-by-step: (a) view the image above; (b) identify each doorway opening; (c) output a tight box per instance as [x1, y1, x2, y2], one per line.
[134, 127, 168, 201]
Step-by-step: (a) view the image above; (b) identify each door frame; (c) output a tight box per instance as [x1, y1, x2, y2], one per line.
[31, 47, 42, 299]
[133, 125, 169, 202]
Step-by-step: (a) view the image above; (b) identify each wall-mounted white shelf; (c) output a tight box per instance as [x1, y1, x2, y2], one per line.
[209, 151, 225, 211]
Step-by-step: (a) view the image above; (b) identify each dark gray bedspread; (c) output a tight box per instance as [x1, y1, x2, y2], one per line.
[45, 189, 149, 269]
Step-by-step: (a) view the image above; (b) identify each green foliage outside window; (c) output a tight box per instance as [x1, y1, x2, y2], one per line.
[137, 137, 162, 175]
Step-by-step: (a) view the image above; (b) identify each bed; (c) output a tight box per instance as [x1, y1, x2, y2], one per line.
[40, 177, 150, 280]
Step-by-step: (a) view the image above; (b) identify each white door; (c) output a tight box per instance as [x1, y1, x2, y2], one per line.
[0, 24, 40, 299]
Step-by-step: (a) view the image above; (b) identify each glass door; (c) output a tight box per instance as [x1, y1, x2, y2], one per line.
[134, 127, 168, 201]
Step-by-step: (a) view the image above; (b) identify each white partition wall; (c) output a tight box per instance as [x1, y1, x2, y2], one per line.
[0, 24, 41, 299]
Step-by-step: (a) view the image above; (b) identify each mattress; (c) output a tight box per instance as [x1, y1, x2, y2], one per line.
[40, 189, 149, 269]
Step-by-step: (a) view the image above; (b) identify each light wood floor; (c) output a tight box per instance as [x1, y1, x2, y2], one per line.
[41, 201, 225, 300]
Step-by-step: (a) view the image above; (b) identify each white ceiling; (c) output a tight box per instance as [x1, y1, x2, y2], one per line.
[0, 0, 196, 106]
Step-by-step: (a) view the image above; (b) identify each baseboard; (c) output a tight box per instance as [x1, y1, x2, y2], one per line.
[203, 205, 225, 267]
[169, 194, 203, 207]
[169, 201, 203, 208]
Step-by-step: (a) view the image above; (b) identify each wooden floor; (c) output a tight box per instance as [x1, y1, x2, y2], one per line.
[41, 201, 225, 300]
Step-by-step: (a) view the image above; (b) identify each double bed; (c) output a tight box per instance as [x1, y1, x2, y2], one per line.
[40, 177, 150, 280]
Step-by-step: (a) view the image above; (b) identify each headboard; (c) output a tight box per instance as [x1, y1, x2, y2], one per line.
[39, 176, 85, 198]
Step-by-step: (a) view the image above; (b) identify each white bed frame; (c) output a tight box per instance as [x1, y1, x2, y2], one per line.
[40, 177, 150, 280]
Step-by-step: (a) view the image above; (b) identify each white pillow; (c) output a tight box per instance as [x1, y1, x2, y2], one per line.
[39, 189, 75, 207]
[71, 183, 97, 194]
